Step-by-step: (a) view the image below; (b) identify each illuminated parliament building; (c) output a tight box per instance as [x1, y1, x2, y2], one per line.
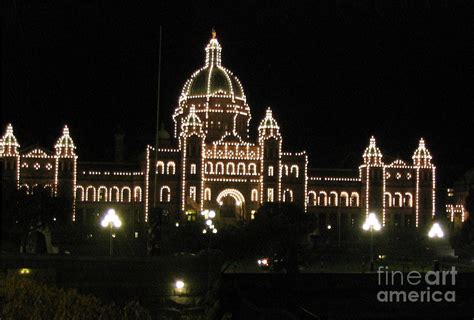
[1, 32, 437, 233]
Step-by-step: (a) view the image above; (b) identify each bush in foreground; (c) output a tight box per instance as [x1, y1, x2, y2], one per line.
[2, 275, 151, 320]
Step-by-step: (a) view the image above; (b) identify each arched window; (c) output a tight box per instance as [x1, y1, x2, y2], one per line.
[75, 186, 85, 201]
[190, 163, 197, 175]
[329, 192, 338, 206]
[44, 184, 53, 197]
[384, 192, 392, 207]
[98, 186, 108, 202]
[204, 188, 211, 201]
[268, 166, 274, 177]
[167, 161, 176, 175]
[31, 184, 41, 195]
[134, 186, 142, 202]
[160, 186, 171, 202]
[404, 193, 413, 207]
[283, 189, 293, 202]
[340, 192, 349, 207]
[121, 187, 131, 202]
[318, 191, 327, 206]
[206, 162, 213, 174]
[157, 161, 165, 174]
[86, 186, 96, 201]
[227, 162, 235, 175]
[19, 184, 29, 195]
[283, 164, 289, 176]
[308, 191, 317, 206]
[290, 165, 299, 178]
[393, 192, 403, 207]
[267, 188, 274, 202]
[350, 192, 359, 207]
[237, 162, 246, 175]
[248, 163, 257, 175]
[216, 162, 224, 175]
[251, 189, 258, 202]
[110, 186, 120, 202]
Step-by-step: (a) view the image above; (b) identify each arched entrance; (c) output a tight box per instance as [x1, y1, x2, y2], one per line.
[216, 189, 245, 219]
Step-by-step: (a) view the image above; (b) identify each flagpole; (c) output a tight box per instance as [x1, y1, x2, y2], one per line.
[153, 26, 162, 208]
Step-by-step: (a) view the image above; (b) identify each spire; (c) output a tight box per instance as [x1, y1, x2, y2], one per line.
[412, 138, 432, 167]
[55, 125, 76, 157]
[205, 29, 222, 66]
[363, 136, 383, 165]
[1, 123, 20, 156]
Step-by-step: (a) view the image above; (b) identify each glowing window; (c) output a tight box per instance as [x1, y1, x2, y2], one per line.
[267, 188, 274, 202]
[189, 186, 196, 201]
[268, 166, 274, 177]
[167, 162, 176, 175]
[204, 188, 211, 201]
[160, 186, 171, 202]
[157, 161, 165, 174]
[251, 189, 258, 202]
[290, 165, 299, 178]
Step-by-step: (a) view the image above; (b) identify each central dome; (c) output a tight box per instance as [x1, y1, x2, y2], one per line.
[179, 31, 246, 103]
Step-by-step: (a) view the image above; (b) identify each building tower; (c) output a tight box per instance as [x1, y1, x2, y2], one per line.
[258, 108, 282, 203]
[179, 106, 205, 212]
[54, 125, 77, 220]
[412, 138, 435, 227]
[361, 136, 385, 224]
[0, 124, 20, 197]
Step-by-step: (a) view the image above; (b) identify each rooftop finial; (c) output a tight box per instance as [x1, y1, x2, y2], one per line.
[211, 27, 216, 39]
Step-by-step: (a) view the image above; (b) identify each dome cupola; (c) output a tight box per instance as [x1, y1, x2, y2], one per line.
[258, 108, 281, 139]
[363, 136, 383, 165]
[55, 125, 76, 157]
[412, 138, 432, 167]
[174, 30, 251, 142]
[179, 30, 246, 103]
[1, 124, 20, 156]
[180, 106, 204, 137]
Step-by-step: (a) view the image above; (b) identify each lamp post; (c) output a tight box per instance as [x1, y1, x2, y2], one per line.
[362, 212, 381, 272]
[201, 210, 217, 290]
[174, 279, 185, 296]
[101, 209, 122, 256]
[428, 222, 445, 270]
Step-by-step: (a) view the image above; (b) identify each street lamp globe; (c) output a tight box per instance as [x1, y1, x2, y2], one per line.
[175, 280, 185, 290]
[428, 222, 444, 238]
[101, 209, 122, 228]
[208, 210, 216, 219]
[363, 213, 381, 231]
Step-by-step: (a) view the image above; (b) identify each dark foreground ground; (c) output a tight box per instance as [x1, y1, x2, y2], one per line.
[1, 254, 473, 319]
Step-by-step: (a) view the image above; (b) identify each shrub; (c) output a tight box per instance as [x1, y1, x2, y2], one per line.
[2, 275, 150, 320]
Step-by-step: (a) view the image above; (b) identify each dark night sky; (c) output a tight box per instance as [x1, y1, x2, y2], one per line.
[2, 1, 473, 191]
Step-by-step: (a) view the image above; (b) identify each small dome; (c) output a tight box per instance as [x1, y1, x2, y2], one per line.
[1, 123, 20, 156]
[412, 138, 432, 167]
[258, 108, 281, 138]
[363, 136, 383, 165]
[55, 125, 76, 157]
[180, 31, 246, 103]
[158, 125, 171, 140]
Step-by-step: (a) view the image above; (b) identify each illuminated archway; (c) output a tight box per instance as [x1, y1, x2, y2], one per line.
[216, 188, 245, 206]
[216, 188, 246, 219]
